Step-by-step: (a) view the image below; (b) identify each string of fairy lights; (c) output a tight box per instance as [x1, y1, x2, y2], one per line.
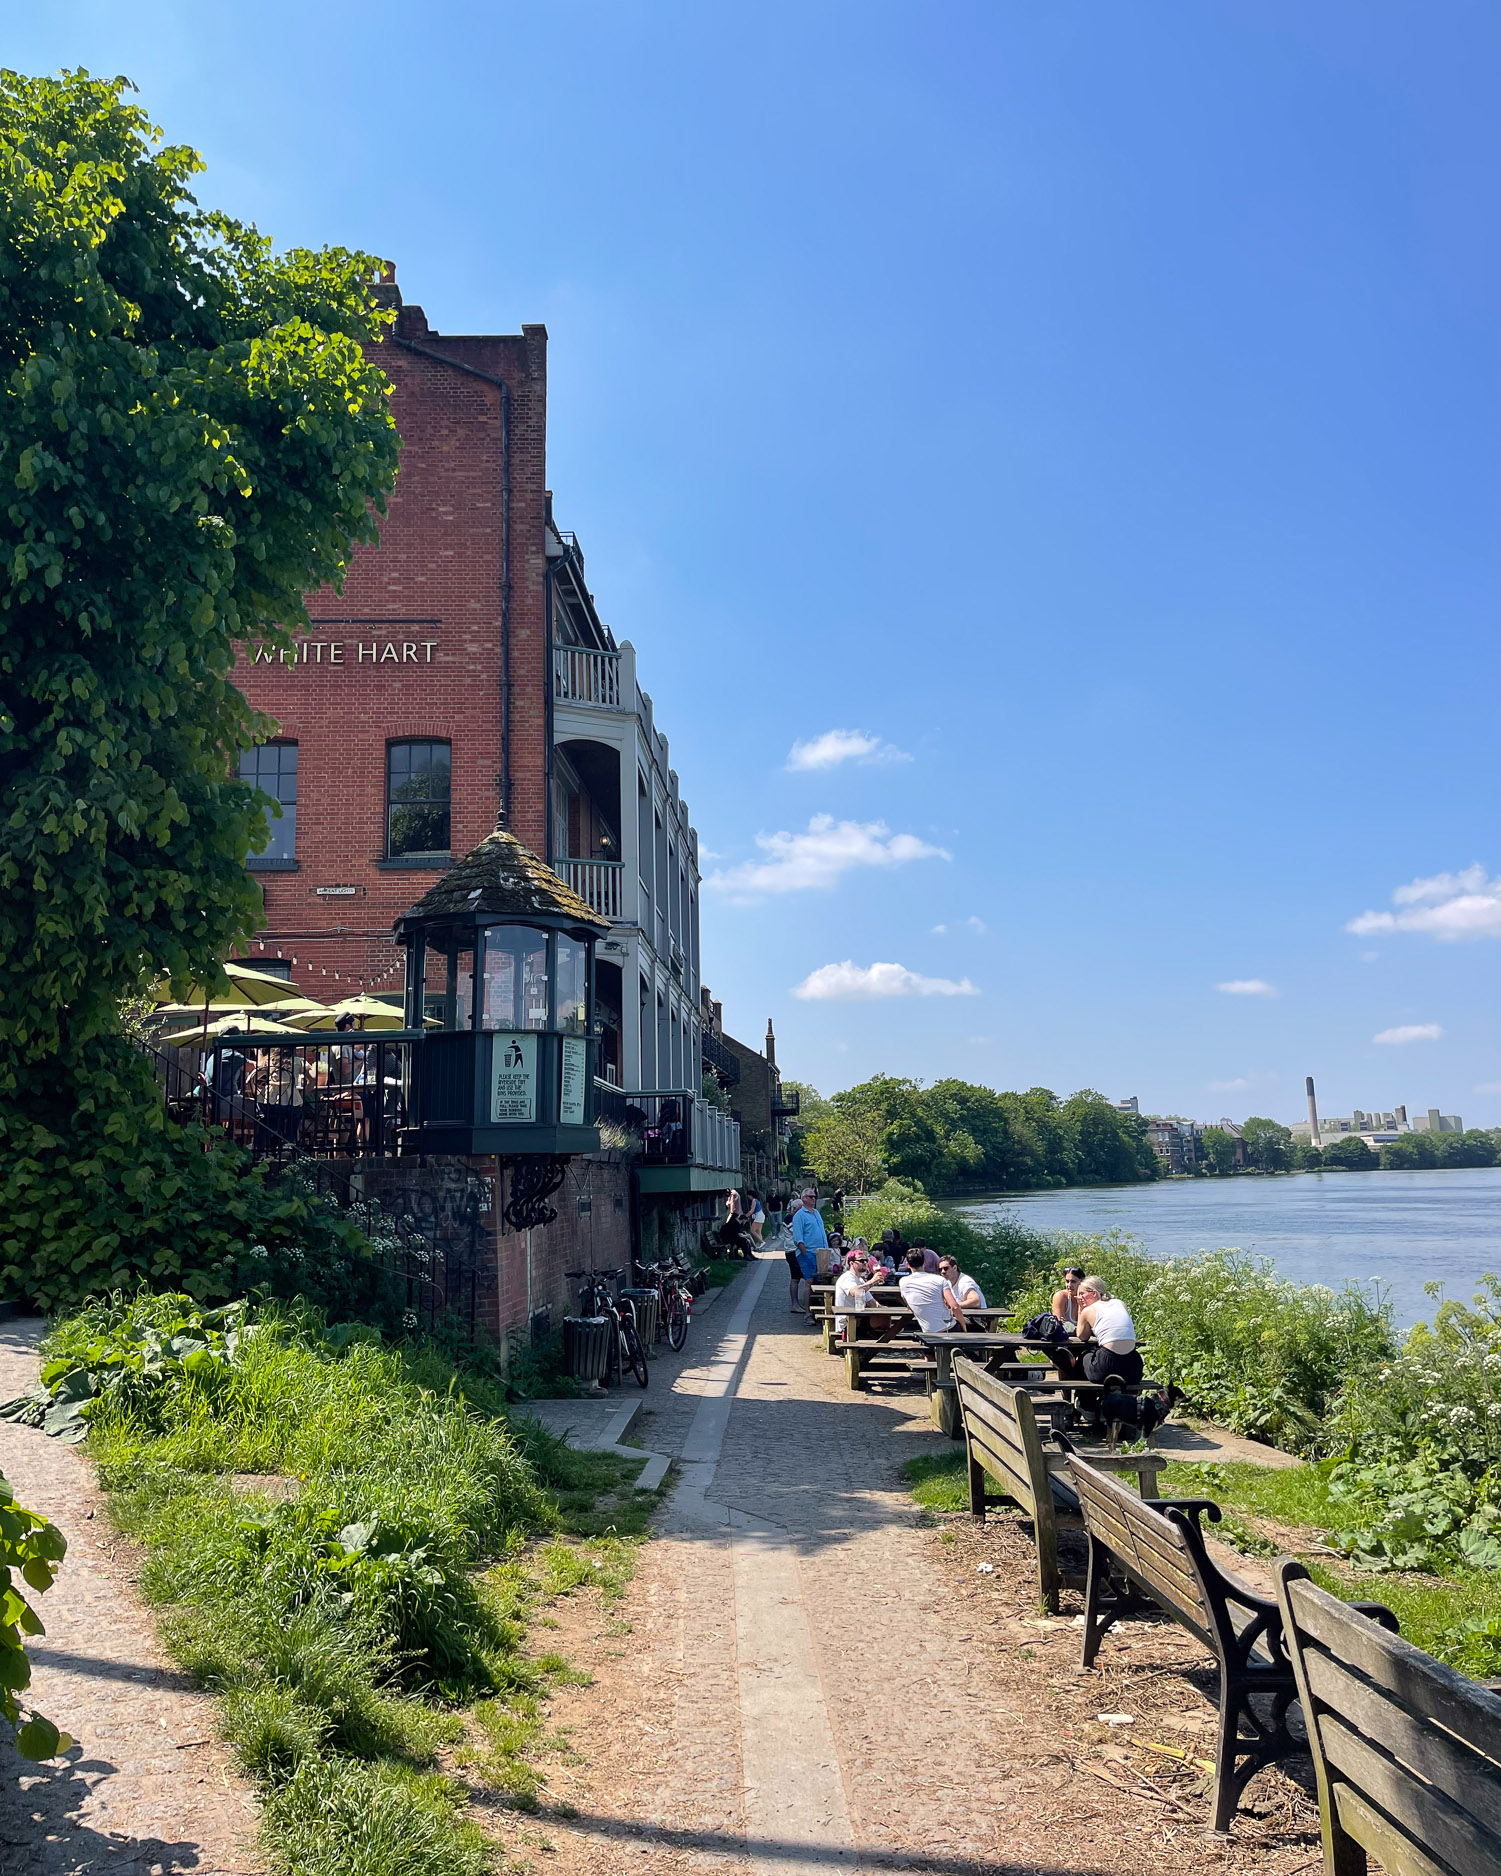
[242, 937, 406, 997]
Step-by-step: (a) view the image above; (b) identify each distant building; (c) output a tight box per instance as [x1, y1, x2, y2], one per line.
[1116, 1095, 1140, 1115]
[1146, 1115, 1201, 1174]
[1412, 1108, 1463, 1134]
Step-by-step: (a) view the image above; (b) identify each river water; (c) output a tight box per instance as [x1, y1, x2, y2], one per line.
[954, 1167, 1501, 1330]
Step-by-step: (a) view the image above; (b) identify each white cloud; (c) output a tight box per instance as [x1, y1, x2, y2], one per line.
[785, 729, 910, 772]
[1347, 865, 1501, 941]
[931, 923, 947, 934]
[1217, 979, 1278, 998]
[1208, 1077, 1251, 1091]
[1373, 1024, 1443, 1045]
[705, 815, 949, 899]
[792, 960, 979, 1001]
[932, 916, 987, 935]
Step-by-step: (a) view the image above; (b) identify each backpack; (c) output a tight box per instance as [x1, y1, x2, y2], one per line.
[1100, 1386, 1178, 1439]
[1021, 1310, 1069, 1345]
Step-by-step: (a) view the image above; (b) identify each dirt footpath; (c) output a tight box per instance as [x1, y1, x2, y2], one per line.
[0, 1321, 261, 1876]
[484, 1256, 1324, 1876]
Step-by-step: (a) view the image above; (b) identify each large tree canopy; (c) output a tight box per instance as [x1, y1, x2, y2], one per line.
[0, 68, 398, 1062]
[0, 70, 399, 1306]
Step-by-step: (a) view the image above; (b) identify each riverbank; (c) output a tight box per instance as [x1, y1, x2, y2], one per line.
[952, 1164, 1501, 1328]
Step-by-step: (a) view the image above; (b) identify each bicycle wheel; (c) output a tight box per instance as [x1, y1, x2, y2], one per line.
[623, 1320, 650, 1388]
[665, 1290, 689, 1352]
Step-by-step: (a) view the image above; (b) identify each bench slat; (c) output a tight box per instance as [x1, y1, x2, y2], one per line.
[1305, 1649, 1501, 1839]
[1284, 1575, 1501, 1768]
[1075, 1510, 1207, 1624]
[1320, 1712, 1499, 1876]
[1069, 1473, 1213, 1629]
[1330, 1784, 1452, 1876]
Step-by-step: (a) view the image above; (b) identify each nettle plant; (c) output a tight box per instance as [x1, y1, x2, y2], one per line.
[1323, 1276, 1501, 1570]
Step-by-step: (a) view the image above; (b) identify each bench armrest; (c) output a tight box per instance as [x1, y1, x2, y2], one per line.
[1351, 1600, 1400, 1633]
[1143, 1495, 1222, 1525]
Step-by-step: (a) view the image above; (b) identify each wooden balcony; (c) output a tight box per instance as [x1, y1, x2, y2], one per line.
[555, 858, 625, 919]
[553, 643, 621, 709]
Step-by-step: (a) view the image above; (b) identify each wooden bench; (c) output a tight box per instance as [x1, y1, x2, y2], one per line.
[1276, 1559, 1501, 1874]
[952, 1357, 1164, 1613]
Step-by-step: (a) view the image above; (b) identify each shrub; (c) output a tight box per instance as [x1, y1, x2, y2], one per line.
[0, 1468, 70, 1760]
[1009, 1240, 1394, 1451]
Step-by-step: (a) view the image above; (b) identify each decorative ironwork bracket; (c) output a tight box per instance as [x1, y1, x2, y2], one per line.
[501, 1155, 568, 1231]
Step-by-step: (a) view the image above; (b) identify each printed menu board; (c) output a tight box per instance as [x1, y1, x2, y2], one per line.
[490, 1033, 538, 1123]
[560, 1037, 588, 1126]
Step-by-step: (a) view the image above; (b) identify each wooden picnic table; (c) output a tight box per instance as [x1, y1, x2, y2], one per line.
[918, 1332, 1151, 1438]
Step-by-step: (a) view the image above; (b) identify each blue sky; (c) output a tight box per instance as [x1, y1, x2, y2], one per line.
[16, 3, 1501, 1125]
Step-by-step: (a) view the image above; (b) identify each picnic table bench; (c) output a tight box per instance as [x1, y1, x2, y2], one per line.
[1276, 1559, 1501, 1875]
[953, 1357, 1165, 1613]
[920, 1332, 1154, 1440]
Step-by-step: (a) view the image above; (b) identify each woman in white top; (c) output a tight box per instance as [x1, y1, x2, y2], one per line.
[1074, 1278, 1143, 1385]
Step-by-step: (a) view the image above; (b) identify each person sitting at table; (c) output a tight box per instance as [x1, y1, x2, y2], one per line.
[879, 1227, 906, 1267]
[246, 1049, 303, 1147]
[898, 1246, 967, 1333]
[1074, 1276, 1143, 1386]
[1051, 1265, 1087, 1333]
[909, 1236, 941, 1273]
[937, 1255, 985, 1311]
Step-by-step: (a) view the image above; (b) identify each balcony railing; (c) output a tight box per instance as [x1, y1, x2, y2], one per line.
[554, 857, 625, 919]
[700, 1030, 740, 1086]
[553, 643, 621, 708]
[592, 1083, 741, 1173]
[771, 1087, 801, 1117]
[147, 1036, 417, 1164]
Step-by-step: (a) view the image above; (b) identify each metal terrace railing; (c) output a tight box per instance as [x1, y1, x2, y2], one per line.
[552, 643, 621, 708]
[146, 1035, 418, 1164]
[592, 1083, 740, 1173]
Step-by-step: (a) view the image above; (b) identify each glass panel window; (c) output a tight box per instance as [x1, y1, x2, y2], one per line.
[554, 936, 588, 1035]
[241, 742, 297, 860]
[423, 934, 476, 1030]
[387, 741, 451, 857]
[481, 926, 550, 1031]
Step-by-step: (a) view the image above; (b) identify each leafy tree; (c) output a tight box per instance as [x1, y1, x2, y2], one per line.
[1320, 1135, 1378, 1171]
[1379, 1133, 1435, 1171]
[1437, 1130, 1499, 1169]
[1201, 1126, 1239, 1176]
[1243, 1116, 1293, 1173]
[1062, 1089, 1159, 1184]
[0, 71, 399, 1306]
[1291, 1137, 1324, 1171]
[780, 1079, 830, 1176]
[801, 1106, 887, 1194]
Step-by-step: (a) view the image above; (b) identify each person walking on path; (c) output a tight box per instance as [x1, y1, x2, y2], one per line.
[790, 1186, 827, 1314]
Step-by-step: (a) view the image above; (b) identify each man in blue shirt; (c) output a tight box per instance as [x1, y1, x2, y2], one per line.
[791, 1187, 827, 1314]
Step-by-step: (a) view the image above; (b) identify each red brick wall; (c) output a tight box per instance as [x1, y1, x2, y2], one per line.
[234, 293, 550, 994]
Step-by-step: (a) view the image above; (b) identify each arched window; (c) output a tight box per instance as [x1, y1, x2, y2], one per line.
[387, 741, 451, 857]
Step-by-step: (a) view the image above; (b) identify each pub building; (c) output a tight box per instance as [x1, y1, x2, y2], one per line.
[233, 270, 739, 1346]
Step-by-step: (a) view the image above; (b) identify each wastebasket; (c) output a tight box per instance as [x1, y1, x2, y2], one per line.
[620, 1288, 660, 1353]
[563, 1316, 612, 1383]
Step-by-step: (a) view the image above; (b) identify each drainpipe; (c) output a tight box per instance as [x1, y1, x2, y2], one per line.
[391, 336, 512, 828]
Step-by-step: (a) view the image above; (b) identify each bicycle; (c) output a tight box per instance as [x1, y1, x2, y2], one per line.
[566, 1267, 649, 1388]
[645, 1259, 693, 1352]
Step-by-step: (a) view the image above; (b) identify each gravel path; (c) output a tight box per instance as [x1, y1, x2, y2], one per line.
[485, 1254, 1323, 1876]
[0, 1320, 260, 1876]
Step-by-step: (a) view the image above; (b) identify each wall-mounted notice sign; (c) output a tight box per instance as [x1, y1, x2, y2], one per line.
[490, 1032, 538, 1124]
[560, 1037, 588, 1126]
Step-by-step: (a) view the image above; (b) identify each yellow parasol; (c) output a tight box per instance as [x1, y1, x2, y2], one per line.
[282, 994, 418, 1032]
[158, 1012, 309, 1047]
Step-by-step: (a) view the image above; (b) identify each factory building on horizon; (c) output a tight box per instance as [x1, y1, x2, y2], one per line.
[1292, 1074, 1461, 1147]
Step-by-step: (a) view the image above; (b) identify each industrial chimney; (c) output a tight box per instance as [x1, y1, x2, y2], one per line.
[1306, 1076, 1322, 1148]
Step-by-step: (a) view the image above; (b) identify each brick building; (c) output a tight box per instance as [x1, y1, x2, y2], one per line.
[233, 271, 739, 1346]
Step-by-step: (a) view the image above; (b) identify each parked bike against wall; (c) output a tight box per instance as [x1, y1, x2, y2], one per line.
[645, 1259, 693, 1352]
[566, 1267, 649, 1388]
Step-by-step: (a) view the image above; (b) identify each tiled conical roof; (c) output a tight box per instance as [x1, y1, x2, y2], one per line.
[395, 829, 609, 933]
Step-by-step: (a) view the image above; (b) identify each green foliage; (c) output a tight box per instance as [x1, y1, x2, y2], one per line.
[1319, 1134, 1378, 1170]
[1008, 1241, 1394, 1450]
[800, 1104, 886, 1194]
[260, 1757, 492, 1876]
[0, 69, 400, 1306]
[1242, 1117, 1293, 1173]
[1199, 1126, 1238, 1176]
[0, 1467, 70, 1760]
[828, 1076, 1158, 1196]
[1382, 1130, 1499, 1171]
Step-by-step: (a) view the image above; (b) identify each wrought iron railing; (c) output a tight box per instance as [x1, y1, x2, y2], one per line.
[592, 1084, 739, 1171]
[552, 643, 621, 708]
[147, 1036, 417, 1164]
[700, 1030, 740, 1085]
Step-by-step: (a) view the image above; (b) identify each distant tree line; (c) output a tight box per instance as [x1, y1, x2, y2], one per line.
[783, 1075, 1160, 1196]
[1199, 1117, 1501, 1176]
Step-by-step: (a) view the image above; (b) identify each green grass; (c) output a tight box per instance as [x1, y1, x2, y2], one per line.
[1154, 1458, 1342, 1529]
[902, 1448, 970, 1514]
[40, 1294, 668, 1875]
[695, 1257, 744, 1289]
